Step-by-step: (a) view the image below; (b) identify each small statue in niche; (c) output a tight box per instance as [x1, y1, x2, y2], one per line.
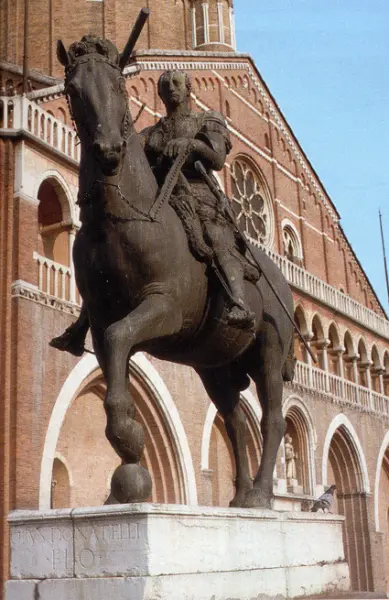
[284, 433, 297, 485]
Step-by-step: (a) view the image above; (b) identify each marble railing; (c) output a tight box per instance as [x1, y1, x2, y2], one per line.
[2, 95, 387, 339]
[294, 361, 389, 418]
[0, 95, 80, 162]
[33, 252, 79, 305]
[247, 240, 389, 340]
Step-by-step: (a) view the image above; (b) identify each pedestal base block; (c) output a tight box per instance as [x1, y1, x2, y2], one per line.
[6, 504, 350, 600]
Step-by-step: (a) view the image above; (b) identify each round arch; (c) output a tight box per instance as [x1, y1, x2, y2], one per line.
[39, 352, 197, 509]
[281, 218, 303, 263]
[34, 169, 78, 224]
[374, 430, 389, 531]
[321, 413, 370, 492]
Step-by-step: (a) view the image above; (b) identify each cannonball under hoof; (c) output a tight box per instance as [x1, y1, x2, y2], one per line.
[111, 464, 152, 503]
[243, 489, 273, 510]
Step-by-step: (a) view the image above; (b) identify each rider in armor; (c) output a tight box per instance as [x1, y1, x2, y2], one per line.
[51, 70, 258, 356]
[143, 70, 257, 328]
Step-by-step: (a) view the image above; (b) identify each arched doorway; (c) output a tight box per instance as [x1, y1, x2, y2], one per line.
[325, 421, 373, 591]
[41, 353, 197, 509]
[376, 441, 389, 594]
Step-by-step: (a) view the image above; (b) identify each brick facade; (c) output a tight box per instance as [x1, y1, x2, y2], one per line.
[1, 1, 389, 598]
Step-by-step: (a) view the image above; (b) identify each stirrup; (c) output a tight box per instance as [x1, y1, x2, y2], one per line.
[226, 305, 255, 330]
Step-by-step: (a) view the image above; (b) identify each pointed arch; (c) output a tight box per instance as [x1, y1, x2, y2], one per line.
[34, 170, 77, 224]
[322, 413, 370, 493]
[322, 414, 372, 591]
[374, 431, 389, 531]
[283, 395, 317, 494]
[39, 353, 197, 510]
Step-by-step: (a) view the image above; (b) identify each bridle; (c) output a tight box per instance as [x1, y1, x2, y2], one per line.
[64, 54, 134, 152]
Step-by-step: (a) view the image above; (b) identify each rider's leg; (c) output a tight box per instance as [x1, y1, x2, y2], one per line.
[50, 303, 90, 356]
[169, 191, 212, 263]
[204, 222, 255, 328]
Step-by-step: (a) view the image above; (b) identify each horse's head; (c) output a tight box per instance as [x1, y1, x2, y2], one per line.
[57, 35, 132, 176]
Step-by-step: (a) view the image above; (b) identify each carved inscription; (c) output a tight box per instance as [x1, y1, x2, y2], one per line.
[74, 520, 144, 574]
[11, 524, 74, 578]
[52, 549, 73, 570]
[76, 521, 141, 542]
[13, 525, 72, 545]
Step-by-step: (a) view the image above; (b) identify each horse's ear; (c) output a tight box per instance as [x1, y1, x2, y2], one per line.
[119, 7, 150, 71]
[57, 40, 69, 67]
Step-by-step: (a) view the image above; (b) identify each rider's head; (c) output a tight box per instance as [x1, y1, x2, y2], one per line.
[158, 70, 191, 108]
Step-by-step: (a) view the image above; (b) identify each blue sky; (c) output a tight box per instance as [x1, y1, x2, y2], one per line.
[234, 1, 389, 312]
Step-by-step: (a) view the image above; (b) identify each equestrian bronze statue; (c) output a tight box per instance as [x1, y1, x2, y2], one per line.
[52, 14, 295, 509]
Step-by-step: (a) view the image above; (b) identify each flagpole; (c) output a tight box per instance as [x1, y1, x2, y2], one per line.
[379, 209, 389, 309]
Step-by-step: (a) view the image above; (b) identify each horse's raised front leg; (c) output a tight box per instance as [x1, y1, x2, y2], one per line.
[103, 293, 183, 503]
[244, 332, 286, 509]
[197, 367, 253, 508]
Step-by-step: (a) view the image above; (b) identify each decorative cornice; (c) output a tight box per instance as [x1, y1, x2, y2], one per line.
[11, 280, 80, 316]
[0, 59, 61, 86]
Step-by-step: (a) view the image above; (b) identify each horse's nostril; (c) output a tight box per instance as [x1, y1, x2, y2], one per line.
[93, 142, 106, 155]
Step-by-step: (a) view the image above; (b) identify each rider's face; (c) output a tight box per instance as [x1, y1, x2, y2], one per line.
[160, 72, 188, 108]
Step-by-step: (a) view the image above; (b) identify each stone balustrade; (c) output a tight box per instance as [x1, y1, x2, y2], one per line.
[0, 96, 80, 162]
[294, 360, 389, 418]
[33, 252, 79, 305]
[255, 241, 389, 341]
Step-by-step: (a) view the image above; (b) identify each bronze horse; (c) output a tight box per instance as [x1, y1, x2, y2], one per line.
[56, 31, 295, 509]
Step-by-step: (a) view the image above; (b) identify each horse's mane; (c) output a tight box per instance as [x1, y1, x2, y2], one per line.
[68, 35, 120, 67]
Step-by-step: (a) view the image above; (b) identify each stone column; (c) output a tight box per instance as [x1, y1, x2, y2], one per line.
[200, 469, 214, 506]
[217, 2, 225, 43]
[228, 5, 236, 49]
[314, 338, 329, 391]
[68, 227, 76, 304]
[276, 437, 287, 494]
[304, 332, 314, 388]
[191, 4, 197, 48]
[202, 2, 210, 44]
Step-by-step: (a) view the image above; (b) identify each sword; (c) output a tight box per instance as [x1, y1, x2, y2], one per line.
[194, 160, 317, 364]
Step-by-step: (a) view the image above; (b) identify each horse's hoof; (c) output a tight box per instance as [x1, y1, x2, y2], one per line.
[229, 494, 246, 508]
[243, 489, 273, 509]
[111, 463, 152, 503]
[229, 485, 253, 508]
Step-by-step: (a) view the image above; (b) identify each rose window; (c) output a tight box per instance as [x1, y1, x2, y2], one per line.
[230, 159, 273, 246]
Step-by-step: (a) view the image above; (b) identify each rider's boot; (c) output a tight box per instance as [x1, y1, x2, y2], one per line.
[50, 305, 90, 356]
[216, 255, 255, 329]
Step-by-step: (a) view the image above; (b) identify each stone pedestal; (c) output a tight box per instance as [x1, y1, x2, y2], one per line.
[5, 503, 350, 600]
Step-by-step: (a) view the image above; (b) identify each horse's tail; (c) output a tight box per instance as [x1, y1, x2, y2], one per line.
[282, 336, 296, 382]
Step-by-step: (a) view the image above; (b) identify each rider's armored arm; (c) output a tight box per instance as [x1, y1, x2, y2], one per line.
[192, 110, 232, 171]
[190, 138, 226, 171]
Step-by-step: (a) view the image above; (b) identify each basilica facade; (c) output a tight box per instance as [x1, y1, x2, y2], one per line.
[0, 1, 388, 597]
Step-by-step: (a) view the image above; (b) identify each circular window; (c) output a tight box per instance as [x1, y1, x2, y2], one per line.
[230, 158, 274, 247]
